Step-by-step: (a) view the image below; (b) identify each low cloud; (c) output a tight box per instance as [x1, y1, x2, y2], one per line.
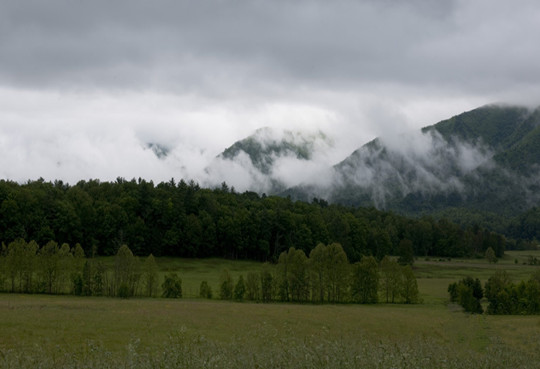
[330, 129, 496, 207]
[202, 127, 337, 193]
[1, 0, 539, 187]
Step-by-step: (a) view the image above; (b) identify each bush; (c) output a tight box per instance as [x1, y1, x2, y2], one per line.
[199, 280, 213, 299]
[219, 270, 233, 300]
[161, 273, 182, 298]
[448, 277, 483, 314]
[234, 275, 246, 301]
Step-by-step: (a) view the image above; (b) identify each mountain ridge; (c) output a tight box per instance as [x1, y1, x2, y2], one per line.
[280, 104, 540, 219]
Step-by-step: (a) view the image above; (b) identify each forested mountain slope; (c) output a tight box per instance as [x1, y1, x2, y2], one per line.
[320, 105, 540, 218]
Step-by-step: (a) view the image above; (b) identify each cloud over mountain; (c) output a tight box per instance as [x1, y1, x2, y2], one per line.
[1, 1, 540, 187]
[203, 127, 336, 193]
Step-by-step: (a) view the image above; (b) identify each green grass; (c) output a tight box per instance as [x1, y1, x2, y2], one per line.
[414, 250, 540, 304]
[155, 257, 264, 298]
[1, 294, 540, 368]
[2, 251, 540, 368]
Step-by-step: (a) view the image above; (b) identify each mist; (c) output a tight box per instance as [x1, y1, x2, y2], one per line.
[1, 0, 539, 191]
[324, 127, 498, 207]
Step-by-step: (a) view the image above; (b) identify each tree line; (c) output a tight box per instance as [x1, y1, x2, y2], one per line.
[0, 178, 509, 261]
[208, 243, 419, 304]
[0, 239, 161, 297]
[0, 239, 418, 304]
[448, 270, 540, 315]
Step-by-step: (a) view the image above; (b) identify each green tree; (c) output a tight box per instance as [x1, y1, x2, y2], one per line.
[161, 273, 182, 298]
[485, 247, 497, 264]
[448, 276, 483, 306]
[351, 255, 379, 304]
[400, 265, 419, 304]
[143, 254, 159, 297]
[456, 283, 483, 313]
[397, 239, 414, 266]
[219, 269, 234, 300]
[245, 271, 260, 301]
[0, 243, 6, 291]
[199, 280, 213, 299]
[485, 270, 512, 314]
[6, 239, 26, 292]
[286, 248, 309, 302]
[58, 243, 73, 293]
[37, 240, 60, 294]
[308, 243, 327, 303]
[81, 260, 93, 296]
[449, 277, 483, 313]
[523, 278, 540, 314]
[277, 249, 291, 301]
[113, 245, 140, 297]
[20, 240, 39, 293]
[234, 275, 246, 301]
[260, 266, 274, 303]
[324, 243, 349, 303]
[92, 261, 106, 296]
[379, 256, 401, 303]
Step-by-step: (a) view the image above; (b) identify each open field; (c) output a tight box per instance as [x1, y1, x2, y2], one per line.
[1, 250, 540, 368]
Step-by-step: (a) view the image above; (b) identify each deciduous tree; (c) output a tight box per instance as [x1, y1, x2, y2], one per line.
[219, 269, 233, 300]
[351, 255, 379, 303]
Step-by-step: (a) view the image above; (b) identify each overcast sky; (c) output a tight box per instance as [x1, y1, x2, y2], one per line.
[1, 0, 539, 186]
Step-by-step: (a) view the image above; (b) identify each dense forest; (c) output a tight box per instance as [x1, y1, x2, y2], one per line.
[0, 178, 522, 262]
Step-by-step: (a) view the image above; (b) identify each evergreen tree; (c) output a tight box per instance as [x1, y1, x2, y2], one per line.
[234, 275, 246, 301]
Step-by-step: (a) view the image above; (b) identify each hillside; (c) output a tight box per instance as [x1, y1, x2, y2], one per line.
[323, 105, 540, 216]
[219, 128, 330, 174]
[205, 127, 333, 193]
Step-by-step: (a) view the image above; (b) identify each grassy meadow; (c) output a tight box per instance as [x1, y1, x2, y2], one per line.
[1, 250, 540, 368]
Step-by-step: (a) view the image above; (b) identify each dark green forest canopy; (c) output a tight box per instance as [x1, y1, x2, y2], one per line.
[0, 178, 524, 261]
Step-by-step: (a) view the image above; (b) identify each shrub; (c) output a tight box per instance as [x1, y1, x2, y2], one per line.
[219, 270, 233, 300]
[199, 280, 213, 299]
[448, 277, 483, 314]
[161, 273, 182, 298]
[234, 275, 246, 301]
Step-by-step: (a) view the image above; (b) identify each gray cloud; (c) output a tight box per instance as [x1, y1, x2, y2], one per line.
[0, 0, 539, 184]
[2, 0, 539, 96]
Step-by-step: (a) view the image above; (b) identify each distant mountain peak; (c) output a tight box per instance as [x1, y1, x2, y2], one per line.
[219, 127, 333, 174]
[146, 143, 170, 159]
[325, 103, 540, 214]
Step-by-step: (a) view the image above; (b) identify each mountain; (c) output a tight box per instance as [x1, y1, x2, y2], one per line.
[146, 143, 171, 159]
[203, 104, 540, 233]
[205, 127, 334, 193]
[325, 104, 540, 217]
[219, 127, 330, 174]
